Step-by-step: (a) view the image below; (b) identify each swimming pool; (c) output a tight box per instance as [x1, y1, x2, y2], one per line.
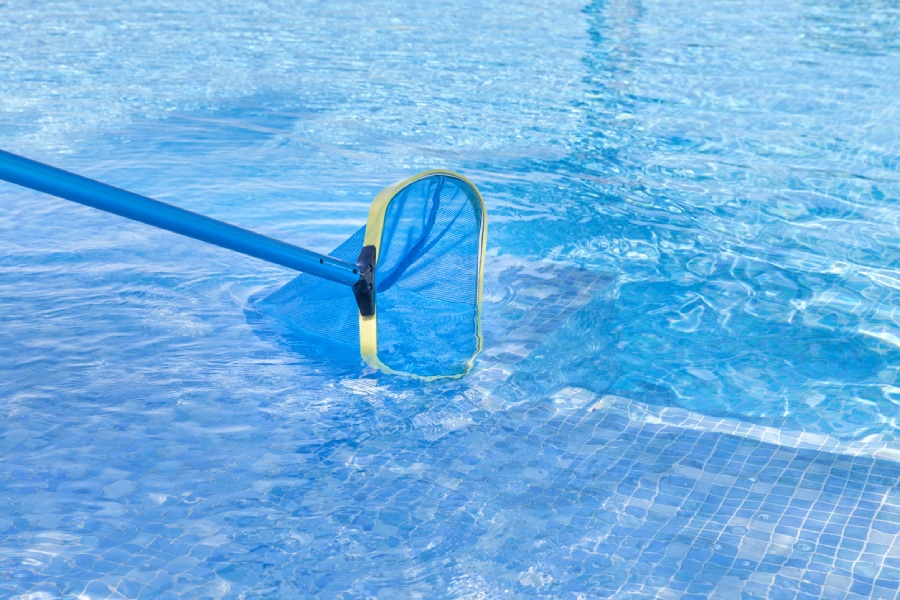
[1, 0, 899, 597]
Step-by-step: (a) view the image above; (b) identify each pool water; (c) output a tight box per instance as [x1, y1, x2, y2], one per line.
[1, 0, 900, 597]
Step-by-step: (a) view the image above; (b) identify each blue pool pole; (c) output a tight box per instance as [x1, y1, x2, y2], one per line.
[0, 149, 362, 286]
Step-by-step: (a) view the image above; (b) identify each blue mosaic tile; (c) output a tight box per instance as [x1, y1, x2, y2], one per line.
[4, 258, 900, 598]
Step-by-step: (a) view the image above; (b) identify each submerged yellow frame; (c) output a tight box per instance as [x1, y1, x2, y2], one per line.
[358, 169, 488, 380]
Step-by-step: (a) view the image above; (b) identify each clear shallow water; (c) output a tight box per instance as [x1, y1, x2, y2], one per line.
[2, 0, 900, 597]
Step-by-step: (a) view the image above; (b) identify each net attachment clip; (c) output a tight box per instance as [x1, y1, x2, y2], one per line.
[352, 244, 376, 317]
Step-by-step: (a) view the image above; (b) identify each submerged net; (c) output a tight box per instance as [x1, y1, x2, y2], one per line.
[258, 171, 486, 378]
[260, 226, 365, 348]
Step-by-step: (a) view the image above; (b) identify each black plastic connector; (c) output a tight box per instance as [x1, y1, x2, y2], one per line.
[352, 245, 376, 317]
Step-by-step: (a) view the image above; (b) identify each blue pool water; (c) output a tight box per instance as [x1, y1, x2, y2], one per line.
[2, 0, 900, 597]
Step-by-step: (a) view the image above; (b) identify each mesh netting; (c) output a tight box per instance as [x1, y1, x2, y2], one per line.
[256, 172, 484, 378]
[371, 174, 484, 377]
[259, 226, 364, 348]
